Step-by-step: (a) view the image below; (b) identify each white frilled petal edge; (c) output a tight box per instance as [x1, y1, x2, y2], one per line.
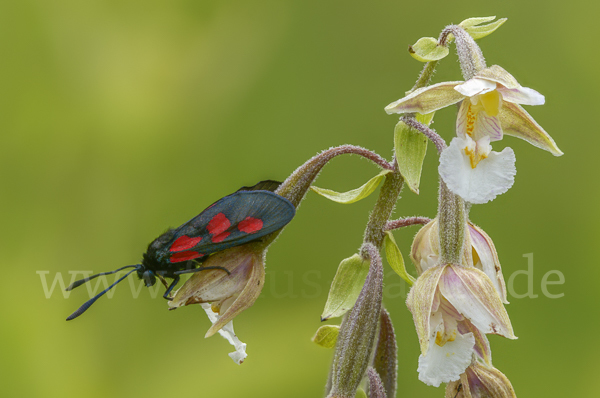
[417, 327, 475, 387]
[201, 303, 248, 365]
[439, 137, 516, 204]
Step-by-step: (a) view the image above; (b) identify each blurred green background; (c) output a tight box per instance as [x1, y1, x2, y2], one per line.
[1, 0, 595, 397]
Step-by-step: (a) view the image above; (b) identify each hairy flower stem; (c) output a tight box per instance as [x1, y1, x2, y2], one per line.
[401, 117, 447, 154]
[385, 216, 431, 231]
[440, 25, 486, 80]
[361, 165, 404, 252]
[275, 145, 393, 208]
[438, 180, 466, 264]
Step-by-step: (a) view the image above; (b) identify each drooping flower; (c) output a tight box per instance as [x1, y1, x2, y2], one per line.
[385, 65, 561, 203]
[168, 243, 265, 363]
[411, 218, 508, 303]
[446, 361, 517, 398]
[406, 263, 514, 387]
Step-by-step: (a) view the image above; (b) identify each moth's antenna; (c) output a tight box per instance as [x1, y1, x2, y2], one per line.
[65, 265, 139, 291]
[66, 268, 138, 321]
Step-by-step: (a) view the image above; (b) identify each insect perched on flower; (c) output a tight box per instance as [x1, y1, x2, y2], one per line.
[65, 180, 295, 321]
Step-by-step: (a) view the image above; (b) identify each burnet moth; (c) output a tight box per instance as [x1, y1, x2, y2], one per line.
[65, 180, 295, 321]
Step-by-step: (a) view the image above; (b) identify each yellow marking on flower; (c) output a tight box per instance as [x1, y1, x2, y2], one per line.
[465, 104, 477, 137]
[464, 144, 488, 168]
[435, 329, 457, 347]
[211, 303, 221, 314]
[480, 90, 501, 117]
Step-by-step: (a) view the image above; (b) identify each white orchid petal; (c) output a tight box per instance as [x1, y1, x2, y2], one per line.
[469, 224, 508, 303]
[438, 266, 515, 339]
[417, 329, 475, 387]
[406, 265, 446, 354]
[455, 78, 496, 97]
[201, 303, 248, 365]
[439, 138, 516, 204]
[473, 110, 503, 142]
[498, 86, 545, 106]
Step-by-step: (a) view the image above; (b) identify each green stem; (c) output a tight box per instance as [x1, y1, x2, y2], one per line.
[361, 163, 404, 251]
[438, 180, 466, 264]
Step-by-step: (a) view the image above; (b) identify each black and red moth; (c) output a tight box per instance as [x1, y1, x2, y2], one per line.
[66, 180, 295, 321]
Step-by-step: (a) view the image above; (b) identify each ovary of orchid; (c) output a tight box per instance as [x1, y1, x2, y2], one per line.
[385, 65, 562, 204]
[407, 263, 514, 387]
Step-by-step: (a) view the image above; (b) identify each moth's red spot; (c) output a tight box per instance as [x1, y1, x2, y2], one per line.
[170, 235, 203, 252]
[238, 217, 263, 234]
[170, 251, 204, 263]
[212, 231, 231, 243]
[207, 212, 230, 236]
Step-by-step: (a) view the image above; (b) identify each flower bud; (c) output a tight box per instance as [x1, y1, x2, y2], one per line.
[328, 244, 383, 398]
[446, 362, 516, 398]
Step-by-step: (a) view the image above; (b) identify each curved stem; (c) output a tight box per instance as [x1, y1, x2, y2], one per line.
[275, 145, 393, 208]
[385, 216, 431, 231]
[401, 117, 447, 154]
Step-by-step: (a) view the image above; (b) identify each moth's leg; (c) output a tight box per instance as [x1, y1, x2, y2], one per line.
[162, 275, 180, 301]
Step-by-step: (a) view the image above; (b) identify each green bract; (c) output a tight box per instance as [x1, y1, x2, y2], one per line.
[311, 170, 392, 204]
[384, 231, 415, 286]
[312, 325, 340, 349]
[394, 112, 434, 194]
[460, 16, 507, 40]
[408, 37, 449, 62]
[321, 254, 370, 320]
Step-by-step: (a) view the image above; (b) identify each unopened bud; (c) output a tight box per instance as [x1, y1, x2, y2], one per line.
[327, 244, 383, 398]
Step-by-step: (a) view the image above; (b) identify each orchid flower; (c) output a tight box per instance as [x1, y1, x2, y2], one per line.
[168, 243, 265, 363]
[385, 65, 562, 203]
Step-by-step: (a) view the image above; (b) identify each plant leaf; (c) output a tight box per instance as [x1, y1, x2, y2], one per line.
[408, 37, 450, 62]
[312, 325, 340, 349]
[321, 254, 370, 320]
[311, 170, 392, 204]
[384, 231, 415, 286]
[394, 112, 434, 194]
[460, 16, 507, 40]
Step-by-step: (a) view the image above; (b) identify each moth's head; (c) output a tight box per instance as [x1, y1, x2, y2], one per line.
[137, 267, 156, 287]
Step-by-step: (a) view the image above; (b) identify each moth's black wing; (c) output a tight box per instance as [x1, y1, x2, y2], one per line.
[236, 180, 282, 193]
[157, 190, 294, 264]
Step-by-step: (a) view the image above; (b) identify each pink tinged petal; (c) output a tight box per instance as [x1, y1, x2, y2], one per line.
[454, 78, 497, 97]
[410, 219, 440, 275]
[205, 253, 265, 337]
[385, 81, 465, 115]
[497, 86, 545, 106]
[499, 102, 563, 156]
[455, 101, 503, 143]
[458, 319, 492, 366]
[468, 223, 508, 303]
[168, 247, 257, 308]
[439, 265, 516, 339]
[201, 303, 248, 364]
[474, 65, 520, 89]
[456, 100, 470, 139]
[472, 110, 503, 142]
[417, 328, 475, 387]
[466, 362, 517, 398]
[439, 138, 516, 204]
[406, 265, 446, 354]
